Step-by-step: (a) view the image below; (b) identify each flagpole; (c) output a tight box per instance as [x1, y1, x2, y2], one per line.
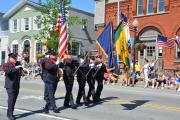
[110, 21, 115, 69]
[117, 0, 120, 62]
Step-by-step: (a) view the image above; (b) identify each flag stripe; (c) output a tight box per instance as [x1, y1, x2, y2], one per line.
[156, 34, 175, 48]
[57, 1, 68, 59]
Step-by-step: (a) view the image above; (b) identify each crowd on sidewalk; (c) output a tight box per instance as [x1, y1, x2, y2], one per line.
[103, 58, 180, 92]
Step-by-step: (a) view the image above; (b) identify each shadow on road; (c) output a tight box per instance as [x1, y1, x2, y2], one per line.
[84, 96, 119, 108]
[15, 109, 45, 119]
[121, 100, 150, 110]
[55, 96, 65, 101]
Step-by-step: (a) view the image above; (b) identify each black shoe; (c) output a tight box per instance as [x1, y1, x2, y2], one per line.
[7, 115, 15, 120]
[44, 109, 49, 114]
[93, 98, 102, 103]
[71, 105, 77, 109]
[52, 107, 59, 113]
[63, 104, 71, 108]
[76, 101, 82, 105]
[87, 99, 93, 103]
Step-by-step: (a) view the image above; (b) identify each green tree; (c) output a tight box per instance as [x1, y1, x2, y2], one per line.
[34, 0, 87, 55]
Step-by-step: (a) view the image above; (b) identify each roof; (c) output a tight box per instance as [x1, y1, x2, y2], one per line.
[3, 0, 94, 19]
[70, 7, 94, 17]
[3, 0, 39, 18]
[0, 12, 4, 21]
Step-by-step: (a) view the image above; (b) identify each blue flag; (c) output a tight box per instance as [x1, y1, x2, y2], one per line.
[97, 21, 120, 75]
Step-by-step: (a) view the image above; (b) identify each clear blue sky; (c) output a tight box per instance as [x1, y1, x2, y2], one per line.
[0, 0, 94, 13]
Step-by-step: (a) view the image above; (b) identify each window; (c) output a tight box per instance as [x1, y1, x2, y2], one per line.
[177, 45, 180, 58]
[36, 42, 42, 54]
[24, 18, 29, 30]
[158, 47, 163, 57]
[37, 16, 42, 29]
[12, 44, 18, 57]
[0, 38, 1, 47]
[137, 0, 143, 16]
[13, 19, 17, 32]
[147, 46, 155, 56]
[1, 51, 6, 65]
[158, 0, 164, 12]
[71, 41, 80, 56]
[140, 50, 144, 57]
[147, 0, 154, 14]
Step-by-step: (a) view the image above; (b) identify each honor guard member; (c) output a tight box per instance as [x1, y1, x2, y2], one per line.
[3, 53, 22, 120]
[44, 52, 59, 113]
[86, 58, 96, 102]
[76, 56, 88, 105]
[94, 55, 107, 102]
[63, 52, 76, 109]
[40, 52, 49, 112]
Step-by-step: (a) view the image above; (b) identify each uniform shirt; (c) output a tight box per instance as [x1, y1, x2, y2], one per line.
[3, 62, 21, 89]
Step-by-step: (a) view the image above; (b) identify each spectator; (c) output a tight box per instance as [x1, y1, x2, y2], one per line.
[148, 69, 158, 88]
[135, 61, 141, 77]
[124, 68, 131, 86]
[142, 58, 150, 88]
[155, 71, 166, 89]
[175, 71, 180, 91]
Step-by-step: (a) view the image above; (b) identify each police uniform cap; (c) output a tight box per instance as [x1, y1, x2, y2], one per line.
[8, 53, 16, 60]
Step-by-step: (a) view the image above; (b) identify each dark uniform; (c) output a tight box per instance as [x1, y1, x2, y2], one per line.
[76, 63, 89, 105]
[86, 62, 96, 102]
[63, 57, 76, 108]
[3, 53, 21, 120]
[40, 57, 49, 111]
[44, 57, 59, 113]
[94, 61, 107, 102]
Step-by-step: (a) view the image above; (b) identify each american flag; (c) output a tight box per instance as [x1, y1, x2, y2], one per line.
[120, 12, 137, 32]
[156, 34, 175, 48]
[57, 0, 68, 59]
[56, 13, 62, 34]
[176, 36, 180, 45]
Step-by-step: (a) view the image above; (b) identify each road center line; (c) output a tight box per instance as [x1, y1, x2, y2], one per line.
[0, 106, 72, 120]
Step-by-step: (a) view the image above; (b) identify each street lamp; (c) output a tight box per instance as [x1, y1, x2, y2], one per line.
[132, 19, 138, 73]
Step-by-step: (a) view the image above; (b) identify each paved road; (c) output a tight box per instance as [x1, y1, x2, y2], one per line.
[0, 77, 180, 120]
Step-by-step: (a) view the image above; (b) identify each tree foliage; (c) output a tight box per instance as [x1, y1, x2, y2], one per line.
[33, 0, 87, 54]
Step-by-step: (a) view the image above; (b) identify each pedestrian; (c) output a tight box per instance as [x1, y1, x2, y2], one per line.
[93, 55, 107, 102]
[44, 52, 60, 113]
[63, 52, 76, 109]
[3, 53, 22, 120]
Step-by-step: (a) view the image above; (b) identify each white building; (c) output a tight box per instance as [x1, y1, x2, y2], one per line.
[0, 13, 9, 65]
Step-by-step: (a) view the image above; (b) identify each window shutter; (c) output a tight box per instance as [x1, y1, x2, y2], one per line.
[9, 20, 13, 33]
[33, 16, 37, 30]
[21, 18, 24, 31]
[17, 19, 20, 32]
[29, 17, 32, 30]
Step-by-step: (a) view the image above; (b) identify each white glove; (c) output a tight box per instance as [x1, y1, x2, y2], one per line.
[15, 65, 22, 69]
[45, 55, 50, 58]
[89, 63, 94, 68]
[56, 60, 60, 65]
[97, 63, 102, 68]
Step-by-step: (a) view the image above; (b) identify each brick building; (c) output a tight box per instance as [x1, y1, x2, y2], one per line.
[95, 0, 180, 73]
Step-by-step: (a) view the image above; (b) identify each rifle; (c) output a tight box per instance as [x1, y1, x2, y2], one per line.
[73, 51, 90, 76]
